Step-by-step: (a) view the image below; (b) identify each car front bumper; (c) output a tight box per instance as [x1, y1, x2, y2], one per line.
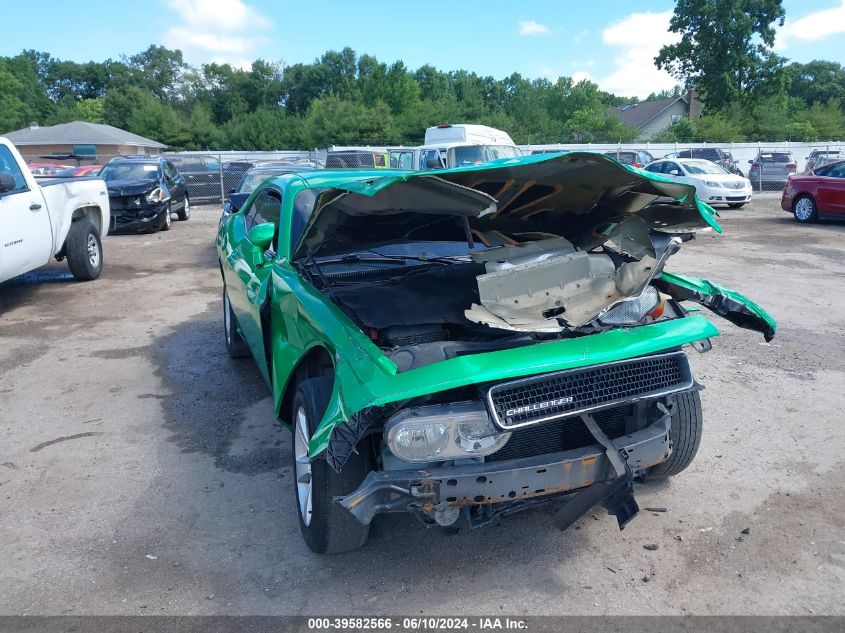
[339, 404, 673, 527]
[110, 203, 169, 233]
[699, 185, 752, 204]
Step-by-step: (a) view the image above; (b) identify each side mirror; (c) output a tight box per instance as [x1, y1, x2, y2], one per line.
[748, 159, 753, 164]
[247, 222, 275, 251]
[669, 169, 680, 176]
[0, 173, 16, 193]
[228, 187, 236, 194]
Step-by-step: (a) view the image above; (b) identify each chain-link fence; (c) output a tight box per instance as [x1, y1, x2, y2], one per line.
[522, 141, 845, 192]
[21, 141, 845, 202]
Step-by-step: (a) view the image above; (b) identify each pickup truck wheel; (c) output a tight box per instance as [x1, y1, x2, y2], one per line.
[292, 377, 371, 554]
[65, 221, 103, 281]
[643, 391, 703, 480]
[223, 288, 250, 358]
[177, 197, 190, 221]
[160, 205, 172, 231]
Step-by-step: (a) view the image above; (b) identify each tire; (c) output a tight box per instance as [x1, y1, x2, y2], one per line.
[65, 220, 103, 281]
[160, 204, 172, 231]
[292, 377, 371, 554]
[177, 196, 191, 221]
[728, 203, 746, 209]
[644, 391, 703, 480]
[223, 287, 250, 358]
[793, 195, 817, 223]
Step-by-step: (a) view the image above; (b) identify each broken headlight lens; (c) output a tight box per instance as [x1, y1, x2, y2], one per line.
[146, 187, 168, 203]
[598, 286, 660, 326]
[385, 402, 510, 463]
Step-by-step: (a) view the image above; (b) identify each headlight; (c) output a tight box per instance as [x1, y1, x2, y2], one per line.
[385, 402, 510, 463]
[598, 286, 661, 326]
[704, 180, 720, 188]
[146, 187, 168, 203]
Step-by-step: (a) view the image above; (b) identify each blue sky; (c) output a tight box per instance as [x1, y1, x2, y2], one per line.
[3, 0, 844, 99]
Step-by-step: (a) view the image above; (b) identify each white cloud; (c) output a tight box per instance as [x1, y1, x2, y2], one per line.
[162, 0, 272, 65]
[778, 1, 845, 48]
[570, 59, 595, 68]
[519, 20, 550, 36]
[596, 11, 680, 99]
[571, 70, 594, 84]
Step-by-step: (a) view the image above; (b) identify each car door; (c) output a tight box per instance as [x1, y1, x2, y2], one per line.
[225, 186, 282, 380]
[0, 145, 52, 283]
[816, 162, 845, 215]
[163, 160, 186, 209]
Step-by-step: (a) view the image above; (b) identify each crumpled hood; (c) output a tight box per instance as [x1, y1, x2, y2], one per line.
[293, 152, 721, 260]
[106, 179, 157, 197]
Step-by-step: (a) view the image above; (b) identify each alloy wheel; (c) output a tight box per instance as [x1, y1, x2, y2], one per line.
[86, 233, 100, 268]
[794, 197, 814, 221]
[294, 406, 313, 526]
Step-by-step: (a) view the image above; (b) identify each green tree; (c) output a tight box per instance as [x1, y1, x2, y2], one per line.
[786, 60, 845, 105]
[655, 0, 786, 109]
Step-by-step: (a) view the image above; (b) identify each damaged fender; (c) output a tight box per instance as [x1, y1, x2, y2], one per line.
[656, 271, 776, 341]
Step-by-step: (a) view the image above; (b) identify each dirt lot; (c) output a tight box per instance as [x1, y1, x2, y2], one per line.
[1, 195, 843, 616]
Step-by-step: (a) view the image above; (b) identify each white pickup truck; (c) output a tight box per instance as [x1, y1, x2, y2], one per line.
[0, 137, 110, 284]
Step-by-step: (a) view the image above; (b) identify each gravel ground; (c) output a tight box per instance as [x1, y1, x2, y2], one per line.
[1, 195, 843, 616]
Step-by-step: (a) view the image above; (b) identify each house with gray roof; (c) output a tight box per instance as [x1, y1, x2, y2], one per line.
[608, 90, 701, 141]
[4, 121, 166, 164]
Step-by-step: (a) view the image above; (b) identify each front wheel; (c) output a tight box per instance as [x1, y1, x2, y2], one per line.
[793, 195, 817, 223]
[160, 204, 172, 231]
[644, 391, 702, 480]
[292, 377, 371, 554]
[177, 197, 191, 221]
[223, 287, 250, 358]
[65, 220, 103, 281]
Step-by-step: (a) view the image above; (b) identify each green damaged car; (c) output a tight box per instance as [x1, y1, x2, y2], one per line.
[217, 152, 775, 554]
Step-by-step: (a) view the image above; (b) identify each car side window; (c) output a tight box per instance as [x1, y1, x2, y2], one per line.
[0, 145, 28, 194]
[645, 163, 663, 173]
[204, 157, 221, 172]
[827, 163, 845, 178]
[245, 188, 282, 231]
[164, 161, 179, 182]
[420, 149, 443, 170]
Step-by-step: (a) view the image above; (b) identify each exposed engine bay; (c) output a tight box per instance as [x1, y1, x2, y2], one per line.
[304, 232, 686, 372]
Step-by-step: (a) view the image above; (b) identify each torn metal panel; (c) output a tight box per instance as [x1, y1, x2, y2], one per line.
[656, 272, 777, 341]
[464, 236, 678, 332]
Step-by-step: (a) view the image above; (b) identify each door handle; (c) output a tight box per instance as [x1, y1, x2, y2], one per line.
[30, 203, 42, 211]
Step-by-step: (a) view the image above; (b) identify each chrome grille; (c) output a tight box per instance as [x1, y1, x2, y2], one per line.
[486, 352, 692, 429]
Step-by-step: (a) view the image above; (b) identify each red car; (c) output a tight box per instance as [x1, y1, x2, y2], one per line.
[54, 165, 103, 177]
[782, 160, 845, 223]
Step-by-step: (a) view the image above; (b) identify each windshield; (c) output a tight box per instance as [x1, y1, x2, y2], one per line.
[240, 170, 289, 193]
[448, 145, 521, 167]
[100, 162, 159, 182]
[683, 160, 728, 175]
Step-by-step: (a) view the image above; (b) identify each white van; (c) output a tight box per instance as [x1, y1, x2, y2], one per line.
[388, 125, 522, 171]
